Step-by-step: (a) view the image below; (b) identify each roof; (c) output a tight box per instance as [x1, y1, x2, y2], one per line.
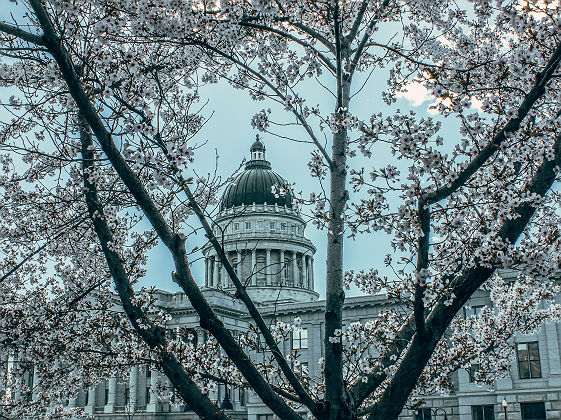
[220, 140, 294, 210]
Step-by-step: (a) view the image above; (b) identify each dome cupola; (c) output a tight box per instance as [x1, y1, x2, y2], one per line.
[250, 136, 266, 160]
[220, 136, 293, 210]
[204, 135, 317, 305]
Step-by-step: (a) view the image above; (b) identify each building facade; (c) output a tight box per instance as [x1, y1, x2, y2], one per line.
[4, 138, 561, 420]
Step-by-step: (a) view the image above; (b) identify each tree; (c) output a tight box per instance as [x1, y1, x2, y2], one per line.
[1, 0, 561, 419]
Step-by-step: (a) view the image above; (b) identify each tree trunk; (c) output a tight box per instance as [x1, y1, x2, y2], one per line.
[323, 72, 352, 420]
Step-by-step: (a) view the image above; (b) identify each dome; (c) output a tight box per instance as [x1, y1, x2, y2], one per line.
[251, 137, 265, 152]
[220, 139, 293, 210]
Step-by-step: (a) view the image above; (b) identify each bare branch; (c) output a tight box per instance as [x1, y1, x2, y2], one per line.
[184, 39, 335, 169]
[0, 217, 88, 284]
[0, 22, 45, 46]
[347, 0, 392, 78]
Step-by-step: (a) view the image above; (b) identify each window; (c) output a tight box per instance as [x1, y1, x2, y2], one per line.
[125, 385, 130, 406]
[270, 221, 275, 230]
[467, 363, 480, 383]
[464, 305, 484, 318]
[146, 369, 151, 405]
[256, 334, 266, 353]
[416, 408, 432, 420]
[181, 328, 198, 346]
[517, 342, 542, 379]
[291, 225, 296, 233]
[256, 256, 266, 284]
[239, 388, 246, 406]
[257, 415, 273, 420]
[234, 223, 239, 231]
[258, 221, 264, 230]
[245, 221, 251, 230]
[521, 402, 546, 420]
[294, 362, 309, 384]
[281, 222, 287, 230]
[294, 361, 309, 375]
[472, 405, 494, 420]
[283, 258, 289, 280]
[293, 328, 308, 350]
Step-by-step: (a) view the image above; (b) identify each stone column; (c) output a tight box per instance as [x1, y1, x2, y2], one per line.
[32, 367, 39, 402]
[161, 374, 171, 412]
[13, 353, 22, 403]
[213, 256, 219, 287]
[308, 256, 313, 289]
[280, 250, 285, 283]
[292, 251, 298, 286]
[236, 251, 242, 281]
[310, 257, 314, 291]
[129, 365, 138, 411]
[302, 254, 308, 288]
[68, 396, 77, 408]
[221, 254, 228, 287]
[85, 386, 96, 414]
[266, 249, 271, 285]
[251, 250, 256, 285]
[147, 370, 159, 412]
[546, 323, 561, 386]
[205, 258, 211, 287]
[104, 378, 117, 413]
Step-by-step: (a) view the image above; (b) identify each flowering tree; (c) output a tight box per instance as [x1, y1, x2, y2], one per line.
[1, 0, 561, 419]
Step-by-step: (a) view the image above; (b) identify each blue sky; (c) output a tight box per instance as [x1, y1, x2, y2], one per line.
[0, 3, 462, 298]
[141, 76, 453, 298]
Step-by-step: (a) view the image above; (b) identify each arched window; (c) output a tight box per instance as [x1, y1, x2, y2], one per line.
[283, 256, 290, 284]
[256, 255, 266, 285]
[297, 259, 304, 287]
[180, 328, 198, 347]
[229, 256, 237, 288]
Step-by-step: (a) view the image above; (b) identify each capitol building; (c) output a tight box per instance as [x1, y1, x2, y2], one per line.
[4, 138, 561, 420]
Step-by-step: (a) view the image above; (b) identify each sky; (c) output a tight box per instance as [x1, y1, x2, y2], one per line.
[0, 3, 464, 299]
[139, 75, 457, 298]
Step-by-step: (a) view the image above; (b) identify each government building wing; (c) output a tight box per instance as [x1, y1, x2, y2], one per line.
[2, 139, 560, 420]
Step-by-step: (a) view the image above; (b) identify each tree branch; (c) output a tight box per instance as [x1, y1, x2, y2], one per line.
[238, 20, 336, 74]
[78, 116, 228, 420]
[184, 38, 335, 169]
[0, 22, 45, 46]
[347, 0, 391, 78]
[291, 22, 337, 56]
[414, 200, 430, 337]
[349, 313, 415, 408]
[424, 40, 561, 205]
[344, 1, 369, 47]
[25, 2, 302, 418]
[110, 89, 316, 411]
[0, 217, 87, 284]
[158, 138, 317, 413]
[367, 130, 561, 420]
